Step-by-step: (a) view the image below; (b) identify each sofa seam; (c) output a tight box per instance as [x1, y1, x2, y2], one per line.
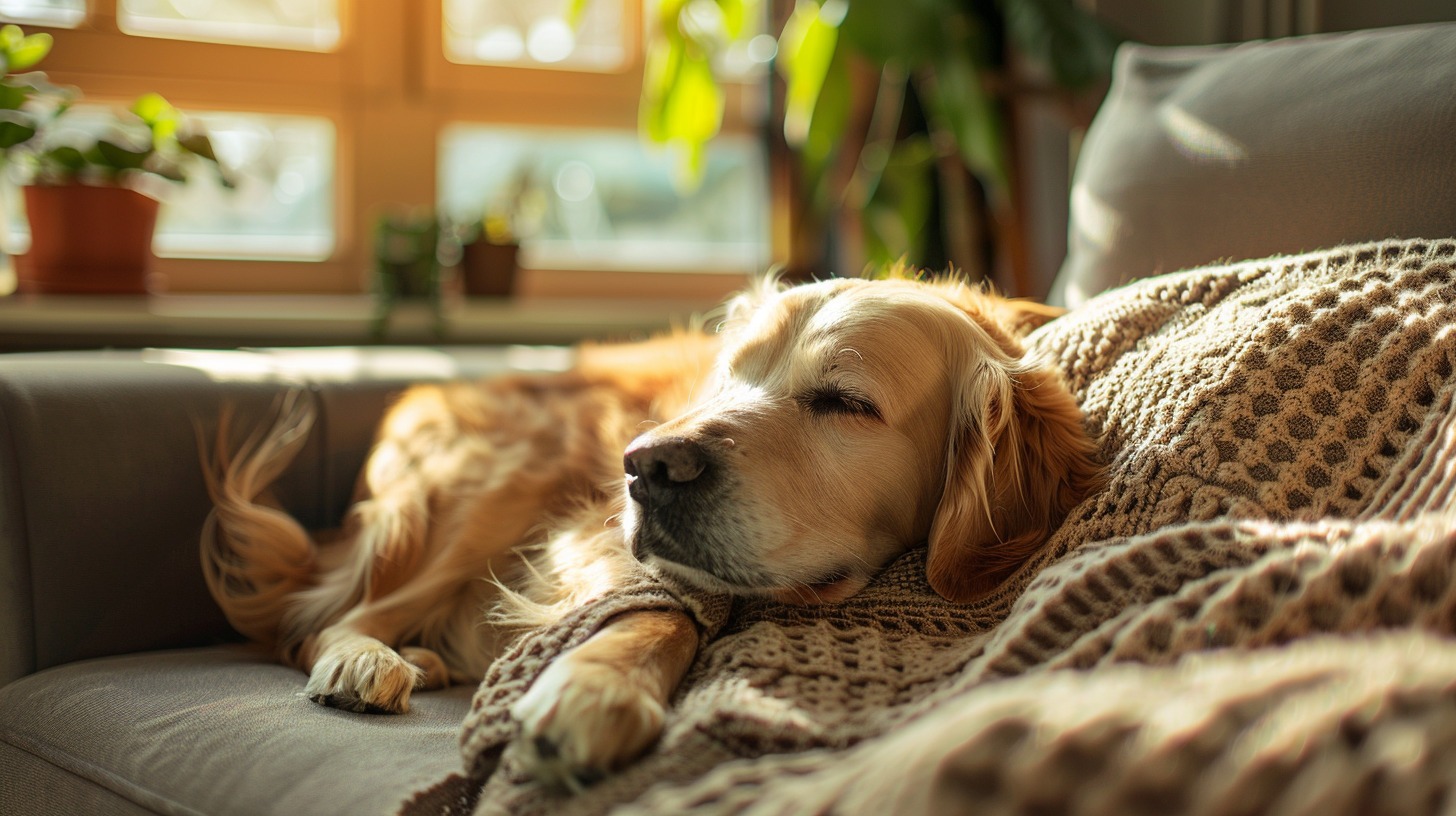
[0, 381, 38, 681]
[0, 729, 206, 816]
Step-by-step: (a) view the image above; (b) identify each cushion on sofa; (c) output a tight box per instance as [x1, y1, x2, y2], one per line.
[1047, 21, 1456, 307]
[0, 646, 474, 816]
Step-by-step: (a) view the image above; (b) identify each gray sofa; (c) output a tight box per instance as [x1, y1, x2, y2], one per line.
[0, 348, 532, 815]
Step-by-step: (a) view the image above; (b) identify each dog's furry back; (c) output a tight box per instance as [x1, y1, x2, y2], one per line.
[200, 333, 721, 675]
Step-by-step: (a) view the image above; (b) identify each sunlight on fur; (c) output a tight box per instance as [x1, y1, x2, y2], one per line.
[200, 271, 1104, 775]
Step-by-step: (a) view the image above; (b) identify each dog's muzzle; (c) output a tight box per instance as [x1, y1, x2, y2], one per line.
[623, 435, 729, 573]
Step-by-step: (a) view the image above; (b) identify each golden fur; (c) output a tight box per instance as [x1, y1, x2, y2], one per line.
[200, 273, 1104, 779]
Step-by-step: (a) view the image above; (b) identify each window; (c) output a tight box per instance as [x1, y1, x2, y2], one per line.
[0, 0, 83, 28]
[443, 0, 628, 70]
[118, 0, 341, 51]
[5, 107, 335, 261]
[439, 125, 769, 274]
[0, 0, 773, 297]
[156, 112, 336, 260]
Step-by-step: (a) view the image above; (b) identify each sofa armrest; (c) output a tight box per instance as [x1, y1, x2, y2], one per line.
[0, 346, 530, 686]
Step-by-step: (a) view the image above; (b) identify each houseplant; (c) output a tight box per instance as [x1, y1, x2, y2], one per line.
[0, 25, 232, 295]
[641, 0, 1118, 288]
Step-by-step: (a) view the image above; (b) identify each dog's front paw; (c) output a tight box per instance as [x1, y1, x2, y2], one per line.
[305, 637, 424, 714]
[511, 650, 666, 789]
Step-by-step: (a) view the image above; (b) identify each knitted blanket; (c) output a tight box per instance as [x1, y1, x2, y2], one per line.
[405, 237, 1456, 816]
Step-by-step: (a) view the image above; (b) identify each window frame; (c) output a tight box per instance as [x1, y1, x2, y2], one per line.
[5, 0, 774, 300]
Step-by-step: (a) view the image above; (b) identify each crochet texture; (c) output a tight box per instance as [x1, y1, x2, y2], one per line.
[405, 237, 1456, 816]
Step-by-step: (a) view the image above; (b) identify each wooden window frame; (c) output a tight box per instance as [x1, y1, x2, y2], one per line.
[12, 0, 770, 301]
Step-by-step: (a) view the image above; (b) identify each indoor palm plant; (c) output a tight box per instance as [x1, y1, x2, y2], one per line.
[0, 25, 231, 294]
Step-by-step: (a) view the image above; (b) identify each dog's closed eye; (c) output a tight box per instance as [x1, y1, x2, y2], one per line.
[799, 386, 881, 421]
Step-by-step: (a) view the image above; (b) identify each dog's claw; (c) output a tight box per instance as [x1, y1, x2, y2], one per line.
[304, 637, 423, 715]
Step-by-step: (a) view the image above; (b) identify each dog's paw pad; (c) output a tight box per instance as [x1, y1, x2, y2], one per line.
[305, 641, 423, 714]
[511, 654, 665, 786]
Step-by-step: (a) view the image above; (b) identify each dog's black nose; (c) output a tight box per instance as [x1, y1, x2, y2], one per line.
[625, 438, 707, 505]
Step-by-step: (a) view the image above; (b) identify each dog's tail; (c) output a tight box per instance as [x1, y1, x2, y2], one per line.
[199, 390, 319, 657]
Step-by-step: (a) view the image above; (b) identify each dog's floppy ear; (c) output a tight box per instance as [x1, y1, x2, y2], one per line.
[926, 350, 1103, 604]
[984, 298, 1066, 338]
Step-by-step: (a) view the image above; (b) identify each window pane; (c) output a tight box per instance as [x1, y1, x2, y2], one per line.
[443, 0, 626, 71]
[438, 124, 769, 274]
[5, 108, 335, 262]
[0, 0, 85, 28]
[156, 111, 335, 260]
[118, 0, 340, 51]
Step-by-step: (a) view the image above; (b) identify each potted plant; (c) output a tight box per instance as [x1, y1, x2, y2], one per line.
[456, 164, 539, 298]
[0, 25, 232, 295]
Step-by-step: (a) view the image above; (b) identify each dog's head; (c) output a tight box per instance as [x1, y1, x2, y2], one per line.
[622, 275, 1103, 605]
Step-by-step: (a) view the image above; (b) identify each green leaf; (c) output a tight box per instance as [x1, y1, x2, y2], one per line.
[663, 52, 722, 143]
[718, 0, 749, 39]
[131, 92, 178, 134]
[921, 50, 1008, 199]
[800, 47, 848, 183]
[839, 0, 952, 66]
[95, 139, 151, 171]
[0, 113, 35, 149]
[778, 0, 841, 147]
[146, 158, 187, 183]
[0, 80, 27, 110]
[179, 130, 236, 187]
[177, 131, 219, 162]
[6, 32, 52, 72]
[999, 0, 1117, 88]
[40, 144, 85, 173]
[863, 135, 935, 268]
[0, 25, 22, 54]
[641, 36, 722, 141]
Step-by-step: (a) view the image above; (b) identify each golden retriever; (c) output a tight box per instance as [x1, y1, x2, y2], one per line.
[200, 273, 1104, 784]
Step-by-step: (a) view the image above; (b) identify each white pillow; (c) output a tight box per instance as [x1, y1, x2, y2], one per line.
[1049, 22, 1456, 307]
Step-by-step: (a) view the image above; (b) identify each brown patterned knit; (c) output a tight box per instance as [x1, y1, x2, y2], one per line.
[404, 237, 1456, 816]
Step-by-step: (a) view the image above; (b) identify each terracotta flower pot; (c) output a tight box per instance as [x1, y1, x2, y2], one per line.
[15, 183, 161, 295]
[459, 239, 519, 298]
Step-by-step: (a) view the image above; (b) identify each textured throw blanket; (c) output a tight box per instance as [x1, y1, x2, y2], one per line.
[406, 237, 1456, 816]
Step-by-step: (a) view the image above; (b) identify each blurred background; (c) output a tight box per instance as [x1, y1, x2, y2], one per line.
[0, 0, 1451, 350]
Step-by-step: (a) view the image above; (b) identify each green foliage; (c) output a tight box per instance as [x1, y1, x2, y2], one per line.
[643, 0, 1119, 272]
[640, 0, 748, 184]
[862, 135, 935, 268]
[0, 25, 67, 152]
[0, 25, 232, 189]
[0, 24, 53, 74]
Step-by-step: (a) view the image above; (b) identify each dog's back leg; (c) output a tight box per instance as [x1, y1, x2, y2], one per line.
[296, 478, 549, 713]
[293, 384, 575, 713]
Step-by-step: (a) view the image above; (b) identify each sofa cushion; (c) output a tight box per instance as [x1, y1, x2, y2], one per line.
[0, 646, 474, 816]
[1047, 21, 1456, 307]
[0, 346, 561, 685]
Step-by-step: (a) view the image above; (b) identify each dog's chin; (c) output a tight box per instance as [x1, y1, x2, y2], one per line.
[637, 554, 753, 595]
[639, 551, 868, 606]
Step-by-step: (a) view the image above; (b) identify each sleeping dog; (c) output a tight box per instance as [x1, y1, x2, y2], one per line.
[201, 273, 1104, 782]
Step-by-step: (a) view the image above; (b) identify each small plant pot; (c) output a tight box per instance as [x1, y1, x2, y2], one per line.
[459, 240, 519, 298]
[16, 183, 161, 295]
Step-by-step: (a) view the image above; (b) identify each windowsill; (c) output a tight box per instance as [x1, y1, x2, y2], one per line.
[0, 293, 720, 352]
